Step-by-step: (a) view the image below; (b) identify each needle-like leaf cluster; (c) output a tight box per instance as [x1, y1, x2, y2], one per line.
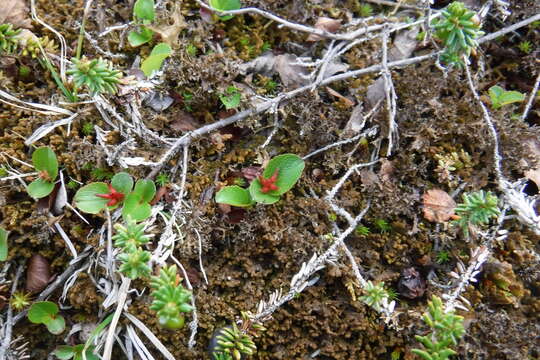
[213, 323, 257, 360]
[67, 56, 122, 94]
[112, 217, 151, 279]
[454, 190, 500, 237]
[0, 24, 20, 53]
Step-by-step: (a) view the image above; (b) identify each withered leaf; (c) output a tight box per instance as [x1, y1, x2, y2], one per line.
[26, 254, 51, 293]
[0, 0, 32, 29]
[422, 189, 456, 223]
[170, 111, 200, 132]
[307, 17, 341, 42]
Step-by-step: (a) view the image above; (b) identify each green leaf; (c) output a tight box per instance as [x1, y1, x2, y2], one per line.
[132, 179, 156, 202]
[209, 0, 241, 20]
[28, 301, 58, 324]
[248, 180, 281, 204]
[133, 0, 155, 21]
[258, 154, 305, 196]
[128, 27, 154, 47]
[54, 345, 75, 360]
[27, 178, 55, 199]
[215, 186, 254, 207]
[411, 349, 433, 360]
[83, 314, 113, 354]
[219, 86, 241, 109]
[74, 182, 110, 214]
[46, 314, 66, 335]
[489, 85, 525, 109]
[111, 172, 134, 195]
[0, 228, 8, 261]
[73, 344, 99, 360]
[122, 193, 152, 221]
[141, 43, 172, 77]
[33, 146, 58, 181]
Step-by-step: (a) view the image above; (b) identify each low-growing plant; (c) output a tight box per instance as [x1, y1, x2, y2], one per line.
[518, 40, 532, 54]
[432, 1, 484, 66]
[0, 23, 21, 53]
[453, 190, 500, 237]
[355, 225, 370, 236]
[374, 218, 392, 233]
[67, 56, 122, 95]
[0, 227, 7, 261]
[150, 265, 193, 329]
[211, 323, 258, 360]
[27, 146, 59, 199]
[435, 250, 451, 264]
[141, 42, 172, 77]
[219, 86, 241, 110]
[112, 216, 151, 279]
[54, 344, 98, 360]
[412, 296, 465, 360]
[488, 85, 526, 109]
[10, 291, 32, 311]
[27, 301, 66, 335]
[155, 172, 171, 187]
[128, 0, 156, 47]
[209, 0, 242, 21]
[216, 154, 305, 207]
[360, 281, 394, 312]
[74, 172, 156, 221]
[358, 3, 373, 17]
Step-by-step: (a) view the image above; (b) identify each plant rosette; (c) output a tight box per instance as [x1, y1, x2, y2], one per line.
[27, 301, 66, 335]
[54, 345, 98, 360]
[74, 172, 156, 221]
[215, 154, 305, 207]
[27, 146, 59, 199]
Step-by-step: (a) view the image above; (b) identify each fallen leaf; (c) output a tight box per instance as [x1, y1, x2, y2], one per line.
[422, 189, 456, 223]
[0, 0, 32, 28]
[326, 87, 354, 107]
[274, 53, 310, 88]
[26, 254, 51, 293]
[307, 17, 341, 41]
[344, 103, 366, 133]
[238, 52, 276, 76]
[170, 111, 200, 132]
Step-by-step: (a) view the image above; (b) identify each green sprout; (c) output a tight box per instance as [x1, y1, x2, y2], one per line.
[74, 172, 156, 221]
[213, 353, 233, 360]
[216, 154, 305, 207]
[219, 86, 241, 110]
[150, 265, 194, 329]
[81, 122, 95, 136]
[67, 56, 122, 95]
[10, 291, 32, 311]
[360, 281, 393, 312]
[27, 147, 59, 199]
[412, 296, 465, 360]
[0, 228, 7, 262]
[355, 225, 370, 236]
[488, 85, 526, 109]
[0, 24, 21, 53]
[90, 167, 113, 181]
[141, 43, 172, 77]
[518, 41, 533, 54]
[212, 323, 257, 360]
[453, 190, 500, 237]
[432, 1, 484, 67]
[435, 250, 451, 264]
[54, 344, 98, 360]
[113, 217, 151, 279]
[374, 219, 391, 233]
[0, 166, 7, 178]
[128, 0, 155, 47]
[186, 43, 198, 56]
[358, 3, 373, 17]
[155, 173, 170, 187]
[27, 301, 66, 335]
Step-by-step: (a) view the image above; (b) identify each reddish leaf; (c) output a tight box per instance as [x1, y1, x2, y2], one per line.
[422, 189, 456, 223]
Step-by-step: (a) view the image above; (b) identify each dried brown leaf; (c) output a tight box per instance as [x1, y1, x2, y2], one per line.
[0, 0, 32, 29]
[307, 17, 341, 41]
[170, 111, 200, 132]
[26, 254, 51, 293]
[274, 54, 310, 88]
[422, 189, 456, 223]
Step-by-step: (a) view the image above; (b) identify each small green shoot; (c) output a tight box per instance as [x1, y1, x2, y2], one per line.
[0, 24, 21, 53]
[27, 146, 59, 199]
[212, 321, 259, 359]
[67, 57, 122, 95]
[27, 301, 66, 335]
[358, 3, 373, 17]
[219, 86, 241, 110]
[360, 281, 394, 312]
[374, 219, 391, 233]
[128, 0, 155, 47]
[518, 41, 533, 54]
[412, 296, 465, 360]
[54, 345, 98, 360]
[113, 217, 151, 279]
[186, 43, 197, 56]
[216, 154, 305, 207]
[355, 225, 370, 236]
[150, 265, 193, 329]
[10, 291, 32, 311]
[155, 173, 170, 187]
[81, 122, 95, 136]
[0, 228, 7, 261]
[141, 43, 172, 77]
[435, 250, 451, 264]
[209, 0, 242, 21]
[453, 190, 500, 237]
[488, 85, 526, 109]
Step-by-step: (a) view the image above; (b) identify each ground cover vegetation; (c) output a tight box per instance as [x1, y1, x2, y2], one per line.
[0, 0, 539, 359]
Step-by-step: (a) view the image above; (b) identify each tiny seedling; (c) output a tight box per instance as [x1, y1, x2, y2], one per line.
[412, 296, 465, 360]
[141, 42, 172, 77]
[215, 154, 305, 207]
[54, 345, 98, 360]
[453, 190, 500, 237]
[360, 281, 395, 312]
[358, 3, 373, 17]
[488, 85, 525, 109]
[374, 219, 392, 233]
[208, 0, 242, 21]
[219, 86, 241, 110]
[10, 291, 32, 311]
[150, 265, 193, 329]
[67, 57, 122, 95]
[0, 227, 7, 261]
[432, 1, 484, 66]
[112, 217, 151, 279]
[128, 0, 155, 47]
[74, 172, 156, 221]
[155, 172, 170, 187]
[27, 146, 59, 199]
[0, 23, 21, 53]
[518, 41, 532, 54]
[27, 301, 66, 335]
[435, 250, 451, 264]
[355, 225, 370, 236]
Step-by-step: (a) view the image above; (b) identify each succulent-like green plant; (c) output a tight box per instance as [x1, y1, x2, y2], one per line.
[27, 301, 66, 335]
[27, 146, 59, 199]
[67, 56, 122, 95]
[0, 24, 21, 53]
[10, 291, 31, 311]
[150, 265, 193, 329]
[360, 281, 394, 312]
[112, 217, 151, 279]
[216, 154, 305, 207]
[432, 1, 484, 66]
[212, 323, 257, 360]
[412, 296, 465, 360]
[453, 190, 500, 237]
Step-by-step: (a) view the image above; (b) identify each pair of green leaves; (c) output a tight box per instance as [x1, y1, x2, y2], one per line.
[219, 86, 241, 110]
[74, 172, 156, 221]
[488, 85, 525, 109]
[216, 154, 305, 207]
[27, 301, 65, 335]
[128, 0, 155, 47]
[27, 147, 58, 199]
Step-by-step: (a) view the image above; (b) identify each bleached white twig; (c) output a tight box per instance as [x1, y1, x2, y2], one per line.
[303, 126, 378, 160]
[0, 265, 24, 360]
[381, 29, 398, 155]
[521, 73, 540, 122]
[102, 276, 131, 360]
[124, 313, 175, 360]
